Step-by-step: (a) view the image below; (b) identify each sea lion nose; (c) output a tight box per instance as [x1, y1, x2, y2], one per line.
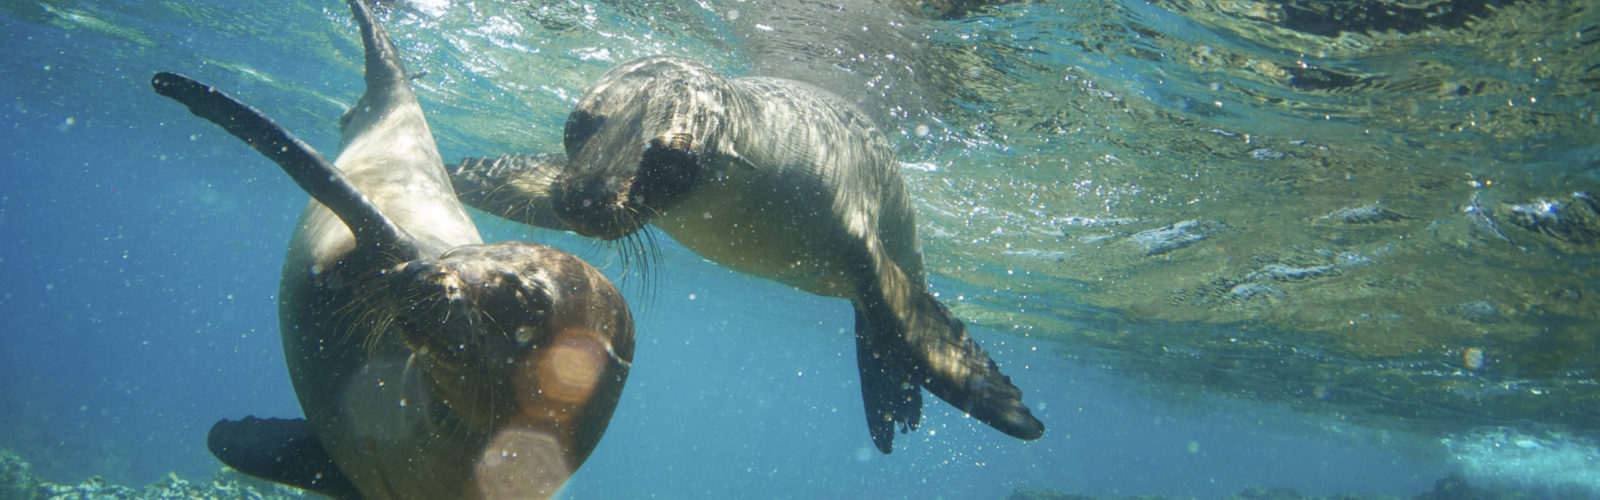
[557, 175, 623, 215]
[582, 177, 626, 206]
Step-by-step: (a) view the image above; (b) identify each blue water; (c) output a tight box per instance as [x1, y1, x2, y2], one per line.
[2, 1, 1597, 499]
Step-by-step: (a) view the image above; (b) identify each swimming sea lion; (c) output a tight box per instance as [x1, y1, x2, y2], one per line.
[151, 2, 633, 498]
[452, 56, 1042, 453]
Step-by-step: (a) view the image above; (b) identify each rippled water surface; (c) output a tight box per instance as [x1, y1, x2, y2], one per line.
[2, 0, 1596, 498]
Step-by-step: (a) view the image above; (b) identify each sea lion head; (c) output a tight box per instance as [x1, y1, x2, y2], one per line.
[387, 241, 633, 467]
[553, 57, 730, 240]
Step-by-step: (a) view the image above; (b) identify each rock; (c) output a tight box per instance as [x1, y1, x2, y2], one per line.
[38, 476, 137, 500]
[1500, 191, 1600, 247]
[1228, 486, 1306, 499]
[0, 447, 300, 500]
[1128, 219, 1222, 255]
[1, 448, 40, 500]
[1444, 300, 1503, 324]
[1004, 488, 1097, 500]
[1246, 264, 1338, 281]
[1318, 204, 1408, 225]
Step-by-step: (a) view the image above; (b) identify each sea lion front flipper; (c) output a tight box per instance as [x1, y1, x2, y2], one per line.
[150, 72, 418, 260]
[207, 417, 363, 500]
[451, 154, 572, 231]
[851, 236, 1045, 452]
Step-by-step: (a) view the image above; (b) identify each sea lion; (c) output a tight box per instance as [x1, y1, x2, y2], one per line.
[452, 56, 1042, 453]
[150, 2, 633, 499]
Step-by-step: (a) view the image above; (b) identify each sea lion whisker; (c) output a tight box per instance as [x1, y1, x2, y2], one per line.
[401, 351, 421, 412]
[634, 228, 665, 309]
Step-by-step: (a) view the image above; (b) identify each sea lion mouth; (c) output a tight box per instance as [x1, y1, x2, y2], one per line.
[553, 134, 700, 241]
[551, 174, 649, 241]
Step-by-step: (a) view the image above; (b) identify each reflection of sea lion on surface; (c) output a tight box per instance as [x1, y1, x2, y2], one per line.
[151, 1, 632, 498]
[453, 56, 1043, 453]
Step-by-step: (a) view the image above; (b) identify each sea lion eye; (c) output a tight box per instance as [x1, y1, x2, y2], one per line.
[515, 325, 538, 346]
[563, 110, 604, 157]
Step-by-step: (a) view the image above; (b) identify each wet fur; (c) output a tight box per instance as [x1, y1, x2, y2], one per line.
[454, 154, 666, 304]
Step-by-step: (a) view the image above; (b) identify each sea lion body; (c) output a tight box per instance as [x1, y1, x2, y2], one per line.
[153, 2, 632, 499]
[455, 57, 1041, 452]
[646, 76, 922, 299]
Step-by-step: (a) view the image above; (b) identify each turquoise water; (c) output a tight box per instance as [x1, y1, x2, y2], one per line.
[1, 0, 1596, 498]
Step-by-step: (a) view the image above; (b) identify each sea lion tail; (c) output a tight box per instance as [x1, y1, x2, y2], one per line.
[853, 239, 1044, 452]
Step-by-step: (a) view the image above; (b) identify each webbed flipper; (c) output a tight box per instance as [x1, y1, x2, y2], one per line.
[451, 154, 572, 231]
[150, 72, 418, 260]
[851, 236, 1044, 452]
[854, 306, 923, 454]
[207, 417, 362, 500]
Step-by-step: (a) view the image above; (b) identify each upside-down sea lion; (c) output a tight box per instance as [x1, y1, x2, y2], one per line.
[452, 56, 1042, 453]
[151, 2, 633, 498]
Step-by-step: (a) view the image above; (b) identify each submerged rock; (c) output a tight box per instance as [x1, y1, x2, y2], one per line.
[1245, 264, 1338, 282]
[1003, 471, 1551, 499]
[1443, 300, 1504, 324]
[0, 447, 301, 500]
[1318, 204, 1408, 225]
[37, 476, 137, 500]
[1500, 191, 1600, 247]
[1413, 472, 1537, 500]
[1, 448, 39, 500]
[1128, 219, 1223, 255]
[1006, 487, 1098, 500]
[1461, 191, 1510, 242]
[1173, 254, 1349, 308]
[1227, 282, 1287, 301]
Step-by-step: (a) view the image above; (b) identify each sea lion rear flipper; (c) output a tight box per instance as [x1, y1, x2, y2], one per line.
[149, 72, 417, 259]
[852, 237, 1045, 452]
[854, 307, 923, 454]
[207, 417, 363, 500]
[451, 154, 572, 231]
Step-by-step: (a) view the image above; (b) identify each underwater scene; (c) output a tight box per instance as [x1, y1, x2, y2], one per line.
[1, 0, 1597, 498]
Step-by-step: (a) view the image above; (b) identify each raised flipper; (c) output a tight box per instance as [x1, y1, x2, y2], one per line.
[208, 417, 362, 500]
[451, 154, 571, 231]
[340, 0, 418, 133]
[150, 72, 418, 261]
[850, 235, 1044, 453]
[149, 0, 430, 257]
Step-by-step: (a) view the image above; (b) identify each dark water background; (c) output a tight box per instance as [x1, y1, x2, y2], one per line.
[2, 0, 1597, 498]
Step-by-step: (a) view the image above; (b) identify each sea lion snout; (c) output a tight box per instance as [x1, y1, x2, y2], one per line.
[550, 132, 702, 242]
[552, 168, 645, 240]
[391, 247, 559, 364]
